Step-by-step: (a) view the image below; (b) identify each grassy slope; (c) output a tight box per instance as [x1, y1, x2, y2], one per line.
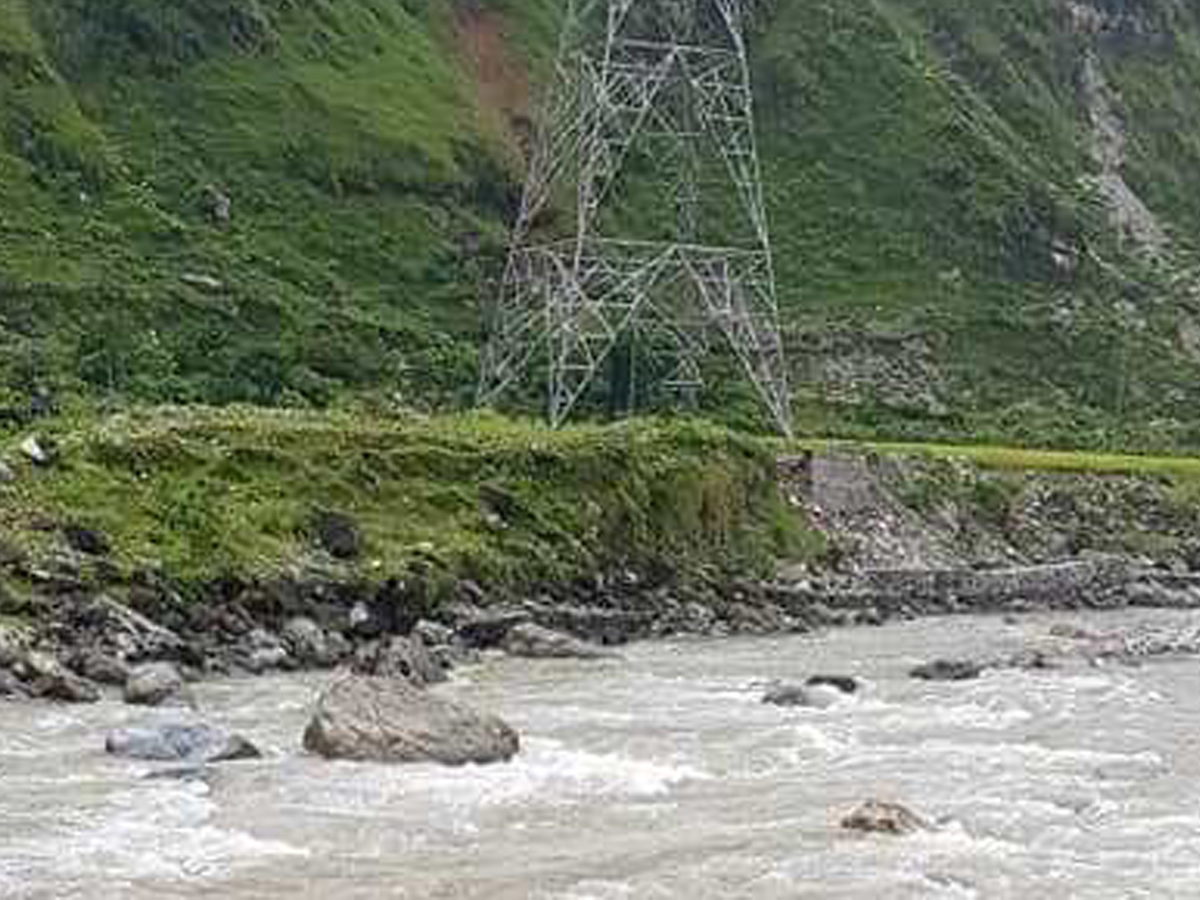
[2, 0, 1200, 447]
[0, 409, 810, 587]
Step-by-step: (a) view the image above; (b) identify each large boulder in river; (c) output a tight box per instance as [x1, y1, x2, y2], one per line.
[501, 623, 617, 660]
[106, 722, 261, 763]
[303, 675, 519, 766]
[841, 800, 931, 836]
[124, 662, 195, 708]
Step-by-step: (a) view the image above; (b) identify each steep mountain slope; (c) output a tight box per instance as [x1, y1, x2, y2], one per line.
[2, 0, 1200, 448]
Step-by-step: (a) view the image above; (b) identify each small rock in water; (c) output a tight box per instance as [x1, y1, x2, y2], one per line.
[107, 722, 261, 763]
[303, 674, 519, 766]
[806, 675, 860, 695]
[841, 800, 931, 836]
[909, 659, 984, 682]
[124, 662, 195, 708]
[501, 623, 617, 660]
[761, 681, 845, 709]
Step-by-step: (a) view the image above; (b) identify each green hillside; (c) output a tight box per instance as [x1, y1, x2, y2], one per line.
[3, 0, 1200, 448]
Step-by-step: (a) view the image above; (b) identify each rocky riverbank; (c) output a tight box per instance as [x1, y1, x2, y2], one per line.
[3, 549, 1199, 706]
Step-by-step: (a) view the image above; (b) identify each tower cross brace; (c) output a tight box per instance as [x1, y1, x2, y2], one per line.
[478, 0, 792, 436]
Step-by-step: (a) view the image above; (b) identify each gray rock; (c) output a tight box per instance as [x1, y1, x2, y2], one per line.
[68, 649, 130, 686]
[806, 675, 860, 695]
[761, 683, 812, 707]
[0, 668, 25, 697]
[282, 616, 338, 668]
[0, 624, 28, 668]
[19, 436, 56, 466]
[841, 800, 930, 836]
[106, 722, 261, 763]
[83, 596, 185, 661]
[761, 681, 845, 709]
[370, 635, 447, 687]
[303, 675, 519, 766]
[453, 608, 531, 648]
[241, 628, 289, 673]
[15, 651, 100, 703]
[0, 460, 16, 484]
[501, 623, 616, 660]
[124, 662, 194, 707]
[413, 619, 455, 648]
[909, 659, 984, 682]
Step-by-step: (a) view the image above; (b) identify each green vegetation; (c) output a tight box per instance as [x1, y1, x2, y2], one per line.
[0, 408, 811, 587]
[2, 0, 1200, 449]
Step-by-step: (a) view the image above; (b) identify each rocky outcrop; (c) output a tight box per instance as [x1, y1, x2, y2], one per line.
[501, 623, 617, 660]
[841, 800, 931, 836]
[106, 722, 261, 763]
[303, 675, 519, 766]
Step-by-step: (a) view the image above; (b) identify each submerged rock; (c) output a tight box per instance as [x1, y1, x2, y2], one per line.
[501, 623, 617, 660]
[761, 680, 847, 709]
[303, 675, 519, 766]
[761, 683, 812, 707]
[909, 659, 984, 682]
[841, 800, 931, 836]
[106, 722, 261, 763]
[124, 662, 194, 708]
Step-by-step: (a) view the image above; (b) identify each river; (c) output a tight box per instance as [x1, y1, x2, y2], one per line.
[3, 610, 1200, 899]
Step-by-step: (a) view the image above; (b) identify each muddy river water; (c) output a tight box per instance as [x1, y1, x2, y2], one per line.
[3, 610, 1200, 898]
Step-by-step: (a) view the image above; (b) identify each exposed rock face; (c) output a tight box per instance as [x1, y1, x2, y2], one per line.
[106, 723, 261, 763]
[124, 663, 194, 707]
[842, 800, 931, 836]
[910, 659, 984, 682]
[303, 675, 519, 766]
[501, 623, 616, 660]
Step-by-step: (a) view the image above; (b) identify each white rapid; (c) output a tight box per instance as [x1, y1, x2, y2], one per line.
[4, 610, 1200, 899]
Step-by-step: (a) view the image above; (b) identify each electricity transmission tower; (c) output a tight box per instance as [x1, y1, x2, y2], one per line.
[477, 0, 792, 435]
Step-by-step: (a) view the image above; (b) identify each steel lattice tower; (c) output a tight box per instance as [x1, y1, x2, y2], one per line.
[477, 0, 792, 435]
